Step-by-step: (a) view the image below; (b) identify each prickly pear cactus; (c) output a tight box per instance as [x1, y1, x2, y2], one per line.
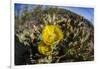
[15, 5, 94, 65]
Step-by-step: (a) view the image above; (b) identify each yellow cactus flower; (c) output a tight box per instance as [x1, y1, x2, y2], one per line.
[42, 25, 63, 45]
[38, 41, 52, 56]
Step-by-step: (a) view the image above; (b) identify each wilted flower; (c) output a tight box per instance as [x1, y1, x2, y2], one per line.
[42, 25, 63, 45]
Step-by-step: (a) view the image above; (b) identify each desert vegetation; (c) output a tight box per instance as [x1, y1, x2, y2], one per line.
[15, 5, 94, 65]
